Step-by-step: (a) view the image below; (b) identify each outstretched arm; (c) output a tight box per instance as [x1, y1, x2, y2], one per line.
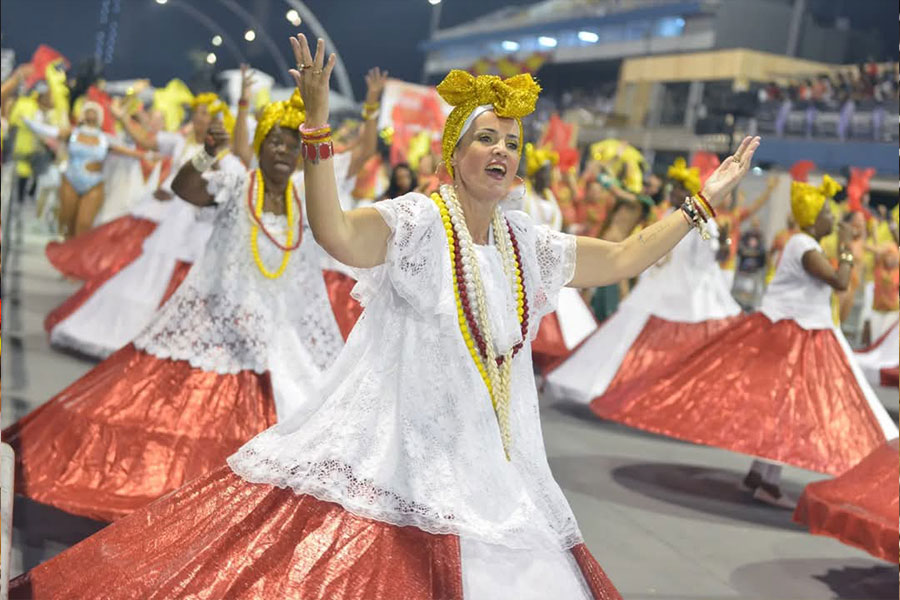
[291, 35, 391, 268]
[570, 136, 761, 288]
[111, 100, 159, 151]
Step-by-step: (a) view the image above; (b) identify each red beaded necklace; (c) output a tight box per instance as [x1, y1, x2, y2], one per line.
[450, 219, 530, 366]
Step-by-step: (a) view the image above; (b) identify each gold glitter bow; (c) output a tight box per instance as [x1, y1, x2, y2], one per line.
[252, 89, 306, 155]
[666, 157, 701, 195]
[436, 70, 541, 177]
[791, 174, 842, 228]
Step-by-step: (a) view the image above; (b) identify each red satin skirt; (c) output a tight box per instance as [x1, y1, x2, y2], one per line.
[45, 215, 157, 281]
[591, 313, 887, 475]
[10, 467, 621, 600]
[44, 260, 192, 333]
[609, 315, 740, 392]
[532, 313, 570, 371]
[2, 345, 277, 522]
[793, 438, 899, 562]
[322, 269, 363, 341]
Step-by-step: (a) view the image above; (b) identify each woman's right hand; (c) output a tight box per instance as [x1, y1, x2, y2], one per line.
[204, 118, 230, 155]
[289, 34, 336, 128]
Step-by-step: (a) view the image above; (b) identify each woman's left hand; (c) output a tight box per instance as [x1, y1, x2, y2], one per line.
[701, 136, 761, 204]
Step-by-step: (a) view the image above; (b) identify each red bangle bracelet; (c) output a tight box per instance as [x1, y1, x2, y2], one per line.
[696, 192, 716, 218]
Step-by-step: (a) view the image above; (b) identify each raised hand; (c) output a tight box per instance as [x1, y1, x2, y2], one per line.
[701, 136, 761, 204]
[364, 67, 389, 104]
[239, 63, 256, 105]
[204, 118, 230, 155]
[288, 34, 336, 128]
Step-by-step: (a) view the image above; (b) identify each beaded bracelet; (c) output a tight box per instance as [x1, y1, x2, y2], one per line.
[190, 149, 217, 172]
[680, 197, 712, 240]
[361, 102, 380, 121]
[695, 191, 716, 219]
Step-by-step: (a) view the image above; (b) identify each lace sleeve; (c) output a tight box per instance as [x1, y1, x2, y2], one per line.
[352, 193, 453, 317]
[203, 170, 246, 206]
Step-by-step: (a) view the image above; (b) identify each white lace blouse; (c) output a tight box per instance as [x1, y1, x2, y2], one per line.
[229, 191, 585, 552]
[133, 170, 344, 376]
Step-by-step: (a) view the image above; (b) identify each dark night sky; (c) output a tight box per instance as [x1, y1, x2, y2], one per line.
[1, 0, 897, 100]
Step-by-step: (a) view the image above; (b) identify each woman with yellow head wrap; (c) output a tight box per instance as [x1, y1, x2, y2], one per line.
[16, 36, 757, 599]
[2, 76, 350, 555]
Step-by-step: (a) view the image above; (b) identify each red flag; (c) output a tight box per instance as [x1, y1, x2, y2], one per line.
[691, 151, 720, 185]
[788, 160, 816, 182]
[26, 44, 70, 89]
[846, 167, 875, 218]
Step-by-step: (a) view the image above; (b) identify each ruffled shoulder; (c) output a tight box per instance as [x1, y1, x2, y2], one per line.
[352, 192, 454, 318]
[505, 210, 576, 336]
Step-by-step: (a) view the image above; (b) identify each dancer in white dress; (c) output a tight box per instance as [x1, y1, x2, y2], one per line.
[9, 36, 759, 599]
[4, 91, 344, 524]
[545, 158, 742, 404]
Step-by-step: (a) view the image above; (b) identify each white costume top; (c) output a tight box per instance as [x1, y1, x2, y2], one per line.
[229, 192, 584, 552]
[760, 233, 833, 330]
[133, 170, 344, 381]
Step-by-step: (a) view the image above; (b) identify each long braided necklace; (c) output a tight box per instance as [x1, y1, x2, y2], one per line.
[432, 184, 530, 459]
[248, 169, 302, 279]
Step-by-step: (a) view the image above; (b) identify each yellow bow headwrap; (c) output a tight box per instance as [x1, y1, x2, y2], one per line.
[152, 79, 194, 132]
[252, 89, 306, 155]
[436, 70, 541, 177]
[590, 139, 646, 194]
[666, 157, 701, 195]
[524, 143, 559, 177]
[791, 174, 842, 228]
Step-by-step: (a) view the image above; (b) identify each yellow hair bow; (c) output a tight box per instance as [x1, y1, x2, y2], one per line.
[252, 89, 306, 155]
[525, 143, 558, 177]
[153, 79, 194, 132]
[666, 157, 701, 195]
[436, 70, 541, 177]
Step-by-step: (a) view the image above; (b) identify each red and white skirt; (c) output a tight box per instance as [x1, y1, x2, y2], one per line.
[45, 215, 157, 281]
[793, 438, 899, 562]
[532, 287, 597, 373]
[590, 313, 896, 475]
[2, 344, 277, 522]
[10, 466, 622, 599]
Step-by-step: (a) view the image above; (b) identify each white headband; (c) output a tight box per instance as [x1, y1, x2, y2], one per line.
[456, 105, 494, 147]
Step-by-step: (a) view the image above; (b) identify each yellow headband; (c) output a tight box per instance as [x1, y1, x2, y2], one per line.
[791, 174, 842, 228]
[252, 89, 306, 155]
[667, 157, 701, 195]
[525, 143, 558, 177]
[436, 70, 541, 178]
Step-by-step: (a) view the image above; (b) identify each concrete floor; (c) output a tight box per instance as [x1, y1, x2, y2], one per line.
[1, 202, 898, 599]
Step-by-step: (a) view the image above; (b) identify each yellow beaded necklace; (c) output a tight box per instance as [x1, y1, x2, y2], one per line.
[249, 169, 298, 279]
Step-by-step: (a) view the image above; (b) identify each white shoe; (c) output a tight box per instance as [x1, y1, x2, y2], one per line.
[752, 486, 796, 509]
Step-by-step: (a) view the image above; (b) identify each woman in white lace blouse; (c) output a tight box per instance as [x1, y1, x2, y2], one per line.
[3, 92, 344, 528]
[8, 37, 758, 600]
